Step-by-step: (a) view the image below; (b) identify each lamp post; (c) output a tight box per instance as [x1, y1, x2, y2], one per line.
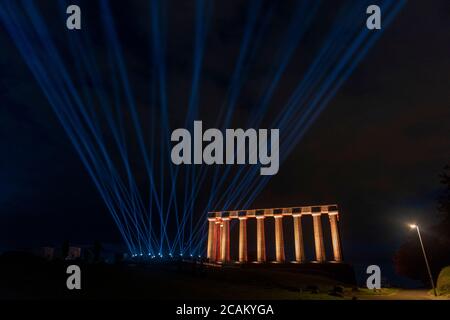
[409, 224, 437, 296]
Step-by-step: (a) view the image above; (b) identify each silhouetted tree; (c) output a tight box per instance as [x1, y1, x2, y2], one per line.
[394, 165, 450, 283]
[61, 240, 69, 260]
[114, 253, 124, 264]
[438, 165, 450, 222]
[93, 240, 102, 262]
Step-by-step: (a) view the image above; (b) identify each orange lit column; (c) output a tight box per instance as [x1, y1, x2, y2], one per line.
[207, 218, 216, 261]
[215, 221, 221, 261]
[220, 218, 230, 262]
[329, 213, 342, 262]
[312, 213, 326, 262]
[239, 217, 248, 263]
[274, 216, 285, 262]
[256, 216, 266, 262]
[293, 214, 305, 263]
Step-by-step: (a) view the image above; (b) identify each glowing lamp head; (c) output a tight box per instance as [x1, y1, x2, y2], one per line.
[409, 224, 418, 229]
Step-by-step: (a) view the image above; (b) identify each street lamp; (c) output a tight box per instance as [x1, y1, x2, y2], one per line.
[409, 224, 437, 296]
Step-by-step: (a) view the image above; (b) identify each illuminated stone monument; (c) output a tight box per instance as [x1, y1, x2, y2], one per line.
[207, 205, 342, 264]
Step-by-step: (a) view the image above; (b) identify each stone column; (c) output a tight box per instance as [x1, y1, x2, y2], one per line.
[293, 214, 305, 263]
[220, 218, 230, 262]
[312, 213, 326, 262]
[215, 221, 222, 262]
[329, 213, 342, 262]
[207, 218, 216, 261]
[274, 216, 285, 262]
[239, 217, 248, 263]
[256, 216, 266, 262]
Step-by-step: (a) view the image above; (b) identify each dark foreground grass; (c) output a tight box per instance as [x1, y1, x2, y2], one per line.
[0, 257, 362, 300]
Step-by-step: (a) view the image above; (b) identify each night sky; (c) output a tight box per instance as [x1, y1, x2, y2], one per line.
[0, 0, 449, 283]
